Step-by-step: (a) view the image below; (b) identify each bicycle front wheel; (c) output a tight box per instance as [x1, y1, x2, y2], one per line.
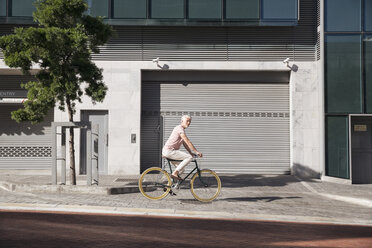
[138, 167, 172, 200]
[190, 169, 221, 202]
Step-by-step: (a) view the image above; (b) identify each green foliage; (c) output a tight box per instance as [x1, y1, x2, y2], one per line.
[0, 0, 114, 123]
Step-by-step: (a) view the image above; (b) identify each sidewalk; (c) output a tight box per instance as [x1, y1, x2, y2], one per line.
[0, 174, 140, 194]
[0, 173, 372, 225]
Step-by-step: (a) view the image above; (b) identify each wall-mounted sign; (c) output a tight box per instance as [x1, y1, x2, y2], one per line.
[354, 124, 367, 132]
[0, 90, 27, 98]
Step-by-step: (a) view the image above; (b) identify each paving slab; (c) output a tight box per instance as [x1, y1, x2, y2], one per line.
[0, 174, 372, 225]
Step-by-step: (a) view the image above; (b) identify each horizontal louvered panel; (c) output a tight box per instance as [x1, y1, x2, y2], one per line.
[94, 25, 316, 61]
[0, 24, 35, 59]
[162, 114, 289, 174]
[143, 83, 289, 113]
[93, 0, 317, 61]
[1, 0, 317, 62]
[0, 158, 51, 169]
[0, 105, 53, 169]
[141, 75, 290, 174]
[0, 75, 35, 89]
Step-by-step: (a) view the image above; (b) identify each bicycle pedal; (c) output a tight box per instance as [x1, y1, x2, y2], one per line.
[169, 190, 177, 196]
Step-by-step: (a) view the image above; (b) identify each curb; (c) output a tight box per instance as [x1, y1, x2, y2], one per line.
[0, 181, 140, 195]
[298, 179, 372, 208]
[0, 202, 371, 226]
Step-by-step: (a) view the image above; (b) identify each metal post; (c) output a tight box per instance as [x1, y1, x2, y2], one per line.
[61, 127, 66, 185]
[51, 122, 94, 185]
[51, 123, 57, 185]
[86, 127, 92, 185]
[92, 124, 99, 185]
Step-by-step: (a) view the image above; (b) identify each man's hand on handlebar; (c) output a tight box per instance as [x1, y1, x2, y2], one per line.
[194, 151, 203, 158]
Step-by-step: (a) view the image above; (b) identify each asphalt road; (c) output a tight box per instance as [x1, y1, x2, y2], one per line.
[0, 210, 371, 248]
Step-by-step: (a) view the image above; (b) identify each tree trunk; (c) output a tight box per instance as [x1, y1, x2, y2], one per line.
[67, 100, 76, 185]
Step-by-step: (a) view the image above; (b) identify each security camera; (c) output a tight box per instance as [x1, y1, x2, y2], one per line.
[283, 58, 290, 64]
[152, 57, 160, 63]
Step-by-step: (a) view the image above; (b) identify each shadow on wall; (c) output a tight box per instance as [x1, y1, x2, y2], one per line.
[0, 106, 52, 136]
[292, 163, 321, 180]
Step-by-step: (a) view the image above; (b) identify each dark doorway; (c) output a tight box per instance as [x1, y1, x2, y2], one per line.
[351, 116, 372, 184]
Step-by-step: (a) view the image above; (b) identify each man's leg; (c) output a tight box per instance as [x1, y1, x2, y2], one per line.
[164, 150, 192, 178]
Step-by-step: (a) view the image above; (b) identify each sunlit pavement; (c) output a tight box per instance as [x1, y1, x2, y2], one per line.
[0, 174, 372, 226]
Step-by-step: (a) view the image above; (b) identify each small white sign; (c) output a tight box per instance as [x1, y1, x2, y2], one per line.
[0, 90, 27, 98]
[354, 125, 367, 132]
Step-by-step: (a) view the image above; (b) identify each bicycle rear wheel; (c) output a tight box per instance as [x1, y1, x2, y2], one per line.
[138, 167, 172, 200]
[190, 169, 221, 202]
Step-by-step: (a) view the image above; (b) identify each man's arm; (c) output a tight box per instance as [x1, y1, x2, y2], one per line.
[180, 133, 203, 157]
[183, 140, 193, 154]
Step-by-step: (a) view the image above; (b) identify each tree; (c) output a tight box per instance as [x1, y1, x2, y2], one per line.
[0, 0, 114, 185]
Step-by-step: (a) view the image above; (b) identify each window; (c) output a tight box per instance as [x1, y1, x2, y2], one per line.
[365, 35, 372, 113]
[87, 0, 109, 17]
[325, 0, 361, 32]
[225, 0, 259, 20]
[326, 116, 350, 179]
[11, 0, 36, 17]
[150, 0, 184, 19]
[261, 0, 298, 20]
[325, 35, 362, 113]
[365, 0, 372, 31]
[113, 0, 147, 19]
[188, 0, 221, 19]
[0, 0, 6, 16]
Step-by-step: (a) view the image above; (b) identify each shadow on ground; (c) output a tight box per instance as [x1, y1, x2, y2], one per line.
[179, 196, 302, 205]
[220, 196, 302, 202]
[217, 174, 312, 188]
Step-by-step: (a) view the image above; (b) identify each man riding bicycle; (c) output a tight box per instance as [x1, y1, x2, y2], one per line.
[162, 115, 203, 181]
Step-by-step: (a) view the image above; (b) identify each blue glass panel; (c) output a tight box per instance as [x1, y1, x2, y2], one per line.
[326, 116, 350, 179]
[262, 0, 297, 20]
[325, 35, 362, 113]
[113, 0, 147, 18]
[12, 0, 36, 17]
[325, 0, 361, 32]
[188, 0, 221, 19]
[365, 0, 372, 31]
[225, 0, 259, 19]
[87, 0, 109, 17]
[365, 35, 372, 112]
[151, 0, 184, 19]
[0, 0, 6, 16]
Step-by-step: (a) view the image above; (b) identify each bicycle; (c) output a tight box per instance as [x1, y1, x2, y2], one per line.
[138, 156, 221, 202]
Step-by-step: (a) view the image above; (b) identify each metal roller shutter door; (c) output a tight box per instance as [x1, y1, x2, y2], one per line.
[141, 81, 290, 174]
[0, 74, 53, 169]
[0, 105, 53, 169]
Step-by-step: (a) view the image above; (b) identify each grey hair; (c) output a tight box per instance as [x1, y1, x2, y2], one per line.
[181, 115, 191, 121]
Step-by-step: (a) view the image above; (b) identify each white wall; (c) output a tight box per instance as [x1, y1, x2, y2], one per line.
[46, 60, 322, 176]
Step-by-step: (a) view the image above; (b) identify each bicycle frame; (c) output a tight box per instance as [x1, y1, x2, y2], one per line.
[163, 158, 207, 187]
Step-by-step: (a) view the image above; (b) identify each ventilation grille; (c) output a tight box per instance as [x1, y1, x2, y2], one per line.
[317, 0, 321, 27]
[142, 110, 289, 118]
[316, 31, 321, 61]
[0, 146, 52, 157]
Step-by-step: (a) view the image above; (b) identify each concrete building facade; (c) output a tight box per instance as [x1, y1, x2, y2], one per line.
[0, 0, 370, 184]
